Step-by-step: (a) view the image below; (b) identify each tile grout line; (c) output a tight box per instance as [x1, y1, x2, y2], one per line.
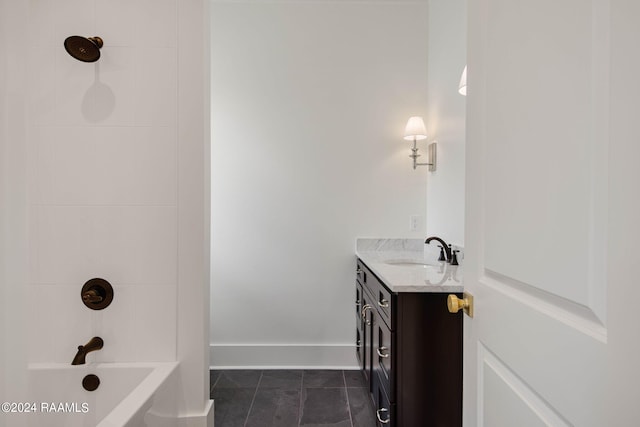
[210, 370, 221, 395]
[297, 386, 351, 388]
[343, 370, 355, 427]
[243, 370, 263, 427]
[298, 370, 305, 427]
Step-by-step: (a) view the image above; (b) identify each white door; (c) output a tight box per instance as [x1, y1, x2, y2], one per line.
[464, 1, 640, 426]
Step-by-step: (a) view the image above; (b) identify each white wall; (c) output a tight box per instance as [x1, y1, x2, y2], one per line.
[210, 0, 429, 367]
[426, 0, 466, 246]
[1, 0, 211, 424]
[1, 1, 30, 421]
[28, 0, 181, 365]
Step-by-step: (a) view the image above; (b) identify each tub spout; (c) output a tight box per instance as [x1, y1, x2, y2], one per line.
[71, 336, 104, 365]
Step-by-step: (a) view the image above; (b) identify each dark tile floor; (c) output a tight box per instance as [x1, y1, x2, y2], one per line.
[210, 369, 377, 427]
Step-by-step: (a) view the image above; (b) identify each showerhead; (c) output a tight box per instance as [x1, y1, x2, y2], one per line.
[64, 36, 103, 63]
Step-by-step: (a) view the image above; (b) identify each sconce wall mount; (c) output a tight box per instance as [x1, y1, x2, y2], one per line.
[410, 140, 437, 171]
[404, 116, 437, 171]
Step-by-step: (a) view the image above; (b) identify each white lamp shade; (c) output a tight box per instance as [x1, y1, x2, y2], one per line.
[458, 65, 467, 96]
[403, 116, 427, 140]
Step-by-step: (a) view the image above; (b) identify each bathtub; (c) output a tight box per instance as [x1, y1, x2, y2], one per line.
[26, 362, 178, 427]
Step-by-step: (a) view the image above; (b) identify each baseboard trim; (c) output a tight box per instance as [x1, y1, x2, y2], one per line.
[210, 344, 358, 369]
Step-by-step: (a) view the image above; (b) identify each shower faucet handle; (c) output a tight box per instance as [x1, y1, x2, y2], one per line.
[82, 289, 103, 303]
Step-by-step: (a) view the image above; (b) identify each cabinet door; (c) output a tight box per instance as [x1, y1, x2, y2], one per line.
[373, 315, 392, 395]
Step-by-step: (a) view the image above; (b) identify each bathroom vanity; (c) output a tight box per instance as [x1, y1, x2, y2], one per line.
[355, 239, 463, 427]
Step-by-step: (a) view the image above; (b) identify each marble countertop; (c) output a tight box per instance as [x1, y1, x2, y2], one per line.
[355, 238, 464, 293]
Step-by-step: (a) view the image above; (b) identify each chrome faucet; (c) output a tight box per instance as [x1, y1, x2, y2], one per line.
[425, 236, 454, 264]
[71, 336, 104, 365]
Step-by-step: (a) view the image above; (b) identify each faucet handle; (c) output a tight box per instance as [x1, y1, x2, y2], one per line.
[437, 245, 446, 261]
[451, 249, 460, 266]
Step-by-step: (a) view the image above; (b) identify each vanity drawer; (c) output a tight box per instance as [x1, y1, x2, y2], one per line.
[357, 260, 393, 329]
[372, 277, 392, 328]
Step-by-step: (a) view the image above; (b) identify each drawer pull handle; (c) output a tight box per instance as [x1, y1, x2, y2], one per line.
[361, 304, 371, 318]
[377, 346, 389, 358]
[361, 304, 372, 326]
[355, 299, 361, 305]
[376, 407, 390, 424]
[378, 298, 389, 308]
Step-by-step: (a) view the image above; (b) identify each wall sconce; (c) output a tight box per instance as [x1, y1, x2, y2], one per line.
[403, 116, 436, 171]
[458, 65, 467, 96]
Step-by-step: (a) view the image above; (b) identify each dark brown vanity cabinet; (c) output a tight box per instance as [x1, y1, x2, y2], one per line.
[355, 258, 463, 427]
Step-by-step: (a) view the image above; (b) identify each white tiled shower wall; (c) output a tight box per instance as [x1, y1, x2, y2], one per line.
[27, 0, 180, 363]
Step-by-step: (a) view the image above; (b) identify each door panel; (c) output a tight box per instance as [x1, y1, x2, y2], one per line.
[481, 345, 557, 427]
[465, 0, 611, 426]
[481, 0, 608, 319]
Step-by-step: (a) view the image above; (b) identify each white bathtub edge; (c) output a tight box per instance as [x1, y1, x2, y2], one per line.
[97, 361, 179, 427]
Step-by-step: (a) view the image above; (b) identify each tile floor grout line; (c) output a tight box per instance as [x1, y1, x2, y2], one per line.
[302, 386, 350, 388]
[243, 370, 263, 427]
[343, 370, 355, 427]
[298, 370, 304, 427]
[210, 371, 221, 393]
